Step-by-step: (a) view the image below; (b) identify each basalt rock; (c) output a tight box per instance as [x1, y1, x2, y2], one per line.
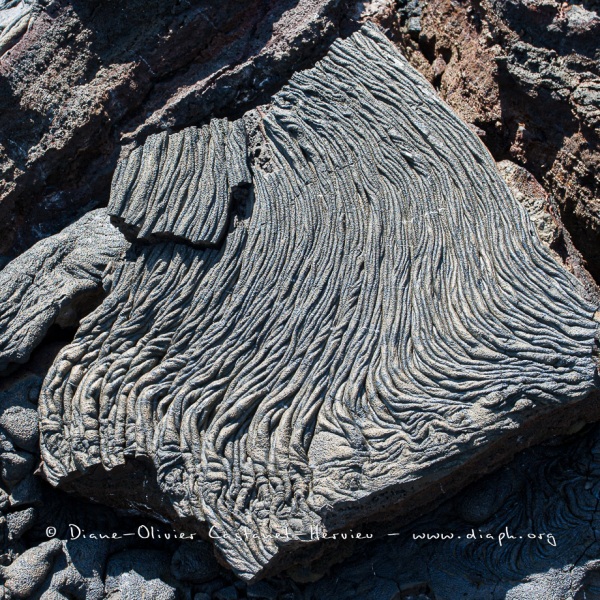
[0, 538, 62, 599]
[35, 24, 599, 580]
[497, 159, 600, 303]
[301, 421, 600, 599]
[108, 119, 251, 247]
[390, 0, 600, 283]
[0, 1, 34, 56]
[0, 0, 350, 265]
[104, 549, 177, 600]
[0, 208, 129, 375]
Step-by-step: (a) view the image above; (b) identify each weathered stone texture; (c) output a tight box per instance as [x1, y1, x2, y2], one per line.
[37, 25, 598, 580]
[0, 0, 346, 265]
[0, 208, 128, 374]
[108, 119, 251, 247]
[1, 0, 600, 594]
[391, 0, 600, 282]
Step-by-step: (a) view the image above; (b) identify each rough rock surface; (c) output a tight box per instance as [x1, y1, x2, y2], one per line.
[1, 539, 62, 599]
[300, 421, 600, 599]
[36, 25, 599, 580]
[104, 549, 177, 600]
[109, 119, 251, 247]
[0, 0, 351, 266]
[498, 159, 600, 303]
[390, 0, 600, 282]
[0, 208, 128, 374]
[5, 393, 600, 598]
[1, 0, 600, 597]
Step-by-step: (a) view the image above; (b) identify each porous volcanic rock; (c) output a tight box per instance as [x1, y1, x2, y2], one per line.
[34, 24, 599, 580]
[301, 422, 600, 599]
[0, 0, 350, 266]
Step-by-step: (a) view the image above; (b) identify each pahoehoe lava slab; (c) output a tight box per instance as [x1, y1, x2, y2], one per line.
[37, 24, 599, 579]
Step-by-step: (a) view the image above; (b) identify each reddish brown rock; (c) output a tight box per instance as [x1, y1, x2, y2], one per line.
[0, 0, 349, 265]
[390, 0, 600, 281]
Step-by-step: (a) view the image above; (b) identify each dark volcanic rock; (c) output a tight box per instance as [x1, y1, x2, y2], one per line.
[1, 450, 35, 485]
[36, 535, 108, 600]
[170, 540, 220, 584]
[108, 119, 251, 247]
[104, 549, 177, 600]
[1, 0, 600, 596]
[391, 0, 600, 283]
[498, 159, 600, 303]
[8, 474, 42, 508]
[35, 24, 599, 580]
[0, 538, 62, 599]
[0, 208, 128, 374]
[0, 405, 39, 453]
[6, 507, 36, 542]
[0, 0, 349, 265]
[300, 422, 600, 599]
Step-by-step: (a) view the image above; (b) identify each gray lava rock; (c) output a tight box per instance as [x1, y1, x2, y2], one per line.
[0, 405, 38, 452]
[0, 208, 129, 374]
[36, 537, 110, 600]
[0, 538, 62, 599]
[498, 159, 600, 303]
[498, 160, 559, 250]
[456, 469, 516, 524]
[170, 540, 220, 584]
[105, 549, 177, 600]
[0, 0, 346, 266]
[0, 373, 42, 411]
[8, 474, 42, 508]
[298, 420, 600, 599]
[1, 0, 600, 598]
[6, 506, 35, 541]
[109, 119, 251, 248]
[1, 449, 34, 485]
[38, 23, 599, 581]
[0, 0, 32, 56]
[0, 486, 8, 510]
[215, 586, 239, 600]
